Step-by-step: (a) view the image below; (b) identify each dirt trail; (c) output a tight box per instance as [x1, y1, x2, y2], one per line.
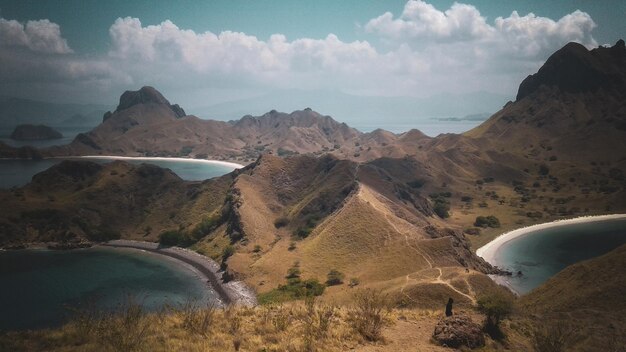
[358, 185, 477, 305]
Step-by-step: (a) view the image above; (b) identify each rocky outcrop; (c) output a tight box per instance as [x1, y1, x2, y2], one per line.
[10, 124, 62, 140]
[432, 314, 485, 349]
[113, 86, 186, 118]
[516, 39, 626, 101]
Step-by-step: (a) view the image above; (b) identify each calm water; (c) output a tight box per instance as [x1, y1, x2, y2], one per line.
[494, 218, 626, 294]
[0, 247, 219, 331]
[0, 157, 237, 189]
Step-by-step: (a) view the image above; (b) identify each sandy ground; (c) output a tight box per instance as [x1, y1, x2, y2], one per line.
[101, 240, 257, 307]
[73, 155, 244, 169]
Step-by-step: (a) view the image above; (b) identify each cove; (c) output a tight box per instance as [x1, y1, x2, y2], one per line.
[0, 247, 221, 331]
[477, 215, 626, 295]
[0, 156, 241, 189]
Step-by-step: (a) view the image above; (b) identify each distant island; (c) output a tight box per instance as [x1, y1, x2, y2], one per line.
[10, 124, 63, 141]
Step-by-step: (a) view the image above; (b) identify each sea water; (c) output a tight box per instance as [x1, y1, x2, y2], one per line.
[0, 247, 219, 331]
[493, 218, 626, 294]
[0, 157, 238, 189]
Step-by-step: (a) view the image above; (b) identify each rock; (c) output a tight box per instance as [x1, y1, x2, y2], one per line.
[432, 314, 485, 349]
[10, 124, 62, 140]
[114, 86, 186, 118]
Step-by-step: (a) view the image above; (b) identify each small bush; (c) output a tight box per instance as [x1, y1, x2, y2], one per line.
[433, 200, 450, 218]
[274, 217, 289, 228]
[288, 241, 297, 251]
[349, 278, 360, 288]
[532, 322, 578, 352]
[465, 227, 481, 236]
[96, 297, 149, 352]
[326, 269, 345, 286]
[407, 179, 425, 188]
[474, 215, 501, 228]
[179, 300, 216, 336]
[221, 245, 235, 262]
[159, 230, 194, 247]
[539, 164, 550, 175]
[350, 289, 390, 342]
[253, 245, 262, 253]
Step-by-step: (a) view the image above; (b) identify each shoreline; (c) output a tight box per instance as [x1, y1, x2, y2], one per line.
[476, 214, 626, 270]
[67, 155, 244, 169]
[100, 240, 257, 307]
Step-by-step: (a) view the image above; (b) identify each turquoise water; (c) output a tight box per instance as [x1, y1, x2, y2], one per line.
[0, 157, 237, 188]
[494, 218, 626, 294]
[0, 247, 219, 331]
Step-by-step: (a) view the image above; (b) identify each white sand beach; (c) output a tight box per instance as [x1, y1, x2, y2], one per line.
[74, 155, 244, 169]
[476, 214, 626, 267]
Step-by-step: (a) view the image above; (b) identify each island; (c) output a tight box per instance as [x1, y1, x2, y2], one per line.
[10, 124, 63, 140]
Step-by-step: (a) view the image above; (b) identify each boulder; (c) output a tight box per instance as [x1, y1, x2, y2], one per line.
[432, 314, 485, 349]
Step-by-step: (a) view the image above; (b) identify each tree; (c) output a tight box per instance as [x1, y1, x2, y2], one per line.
[477, 293, 514, 339]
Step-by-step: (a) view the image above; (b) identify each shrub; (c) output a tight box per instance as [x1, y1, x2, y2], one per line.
[221, 245, 235, 262]
[461, 195, 473, 202]
[179, 300, 216, 336]
[532, 322, 578, 352]
[465, 227, 481, 236]
[349, 277, 360, 288]
[433, 200, 450, 218]
[326, 269, 345, 286]
[474, 215, 500, 228]
[159, 230, 193, 247]
[288, 241, 297, 251]
[539, 164, 550, 175]
[96, 297, 149, 352]
[407, 179, 425, 188]
[286, 266, 301, 280]
[274, 217, 289, 228]
[350, 289, 390, 341]
[253, 245, 262, 253]
[477, 293, 513, 339]
[191, 215, 220, 239]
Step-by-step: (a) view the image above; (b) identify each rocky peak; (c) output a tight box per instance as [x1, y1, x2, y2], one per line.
[516, 40, 626, 101]
[112, 86, 186, 118]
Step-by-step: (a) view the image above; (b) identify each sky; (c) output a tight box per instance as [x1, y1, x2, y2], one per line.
[0, 0, 624, 121]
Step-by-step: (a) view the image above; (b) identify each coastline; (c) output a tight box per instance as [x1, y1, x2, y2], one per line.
[476, 214, 626, 269]
[70, 155, 244, 169]
[100, 240, 257, 307]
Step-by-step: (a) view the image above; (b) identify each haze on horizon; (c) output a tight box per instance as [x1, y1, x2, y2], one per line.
[0, 0, 624, 127]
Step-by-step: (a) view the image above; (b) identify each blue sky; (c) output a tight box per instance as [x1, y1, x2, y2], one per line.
[0, 0, 624, 124]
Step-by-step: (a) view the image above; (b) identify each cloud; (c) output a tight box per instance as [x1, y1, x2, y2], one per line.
[0, 2, 602, 108]
[0, 18, 72, 54]
[365, 1, 597, 57]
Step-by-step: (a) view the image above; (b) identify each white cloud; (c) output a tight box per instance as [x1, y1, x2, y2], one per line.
[0, 2, 602, 108]
[0, 18, 72, 54]
[365, 1, 597, 57]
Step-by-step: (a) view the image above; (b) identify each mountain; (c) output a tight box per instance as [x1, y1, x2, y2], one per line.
[0, 96, 109, 128]
[466, 40, 626, 161]
[0, 154, 503, 307]
[3, 40, 626, 308]
[50, 87, 361, 162]
[191, 89, 509, 126]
